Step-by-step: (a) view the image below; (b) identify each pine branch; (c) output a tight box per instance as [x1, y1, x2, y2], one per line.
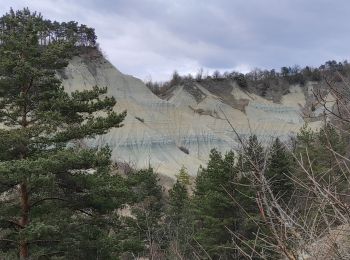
[0, 238, 18, 244]
[30, 197, 94, 216]
[28, 240, 60, 244]
[30, 197, 71, 208]
[5, 219, 24, 229]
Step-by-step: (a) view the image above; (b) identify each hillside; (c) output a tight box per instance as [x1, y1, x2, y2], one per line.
[2, 8, 350, 259]
[60, 49, 324, 177]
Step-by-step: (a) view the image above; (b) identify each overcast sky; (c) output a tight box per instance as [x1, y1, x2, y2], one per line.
[0, 0, 349, 81]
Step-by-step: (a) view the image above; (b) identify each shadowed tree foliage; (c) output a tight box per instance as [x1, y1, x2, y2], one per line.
[192, 149, 238, 259]
[125, 168, 166, 259]
[266, 138, 294, 203]
[0, 8, 127, 259]
[0, 8, 97, 47]
[235, 136, 277, 259]
[295, 124, 346, 187]
[165, 167, 193, 258]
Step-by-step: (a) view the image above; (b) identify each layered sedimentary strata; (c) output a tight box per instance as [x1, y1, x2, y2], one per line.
[61, 51, 321, 176]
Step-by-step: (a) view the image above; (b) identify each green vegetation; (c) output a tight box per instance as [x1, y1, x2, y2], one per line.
[0, 8, 97, 47]
[166, 167, 192, 258]
[192, 150, 237, 258]
[1, 7, 350, 260]
[0, 8, 126, 259]
[266, 138, 294, 203]
[146, 58, 349, 100]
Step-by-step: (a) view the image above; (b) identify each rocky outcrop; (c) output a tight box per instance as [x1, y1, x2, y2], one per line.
[61, 50, 321, 177]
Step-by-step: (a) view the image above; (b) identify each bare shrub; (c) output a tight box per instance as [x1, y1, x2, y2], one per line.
[221, 76, 350, 259]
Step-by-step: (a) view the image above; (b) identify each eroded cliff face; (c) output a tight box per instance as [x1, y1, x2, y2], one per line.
[60, 50, 321, 177]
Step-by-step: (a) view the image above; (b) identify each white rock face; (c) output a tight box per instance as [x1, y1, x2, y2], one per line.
[61, 52, 317, 177]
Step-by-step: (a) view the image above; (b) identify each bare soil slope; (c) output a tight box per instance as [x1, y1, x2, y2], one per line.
[60, 50, 322, 177]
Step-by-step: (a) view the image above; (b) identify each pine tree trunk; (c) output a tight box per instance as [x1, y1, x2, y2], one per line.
[18, 84, 30, 259]
[19, 182, 29, 259]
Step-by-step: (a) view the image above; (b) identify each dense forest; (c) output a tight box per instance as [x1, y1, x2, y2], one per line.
[1, 8, 350, 260]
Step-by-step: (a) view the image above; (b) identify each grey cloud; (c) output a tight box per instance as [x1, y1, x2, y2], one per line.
[1, 0, 349, 80]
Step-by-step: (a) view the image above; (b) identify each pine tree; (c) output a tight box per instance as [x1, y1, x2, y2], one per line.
[0, 9, 128, 259]
[235, 136, 273, 258]
[296, 123, 346, 186]
[192, 149, 238, 259]
[176, 165, 190, 186]
[166, 167, 192, 258]
[126, 168, 165, 259]
[266, 138, 294, 203]
[168, 181, 188, 222]
[243, 135, 265, 173]
[318, 123, 346, 172]
[294, 123, 348, 221]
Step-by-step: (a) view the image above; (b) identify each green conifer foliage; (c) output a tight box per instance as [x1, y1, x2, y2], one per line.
[294, 123, 348, 231]
[169, 181, 188, 222]
[0, 9, 127, 259]
[126, 168, 165, 258]
[243, 135, 265, 173]
[175, 165, 190, 186]
[235, 136, 275, 259]
[266, 138, 294, 203]
[166, 167, 192, 258]
[192, 149, 238, 259]
[296, 123, 346, 185]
